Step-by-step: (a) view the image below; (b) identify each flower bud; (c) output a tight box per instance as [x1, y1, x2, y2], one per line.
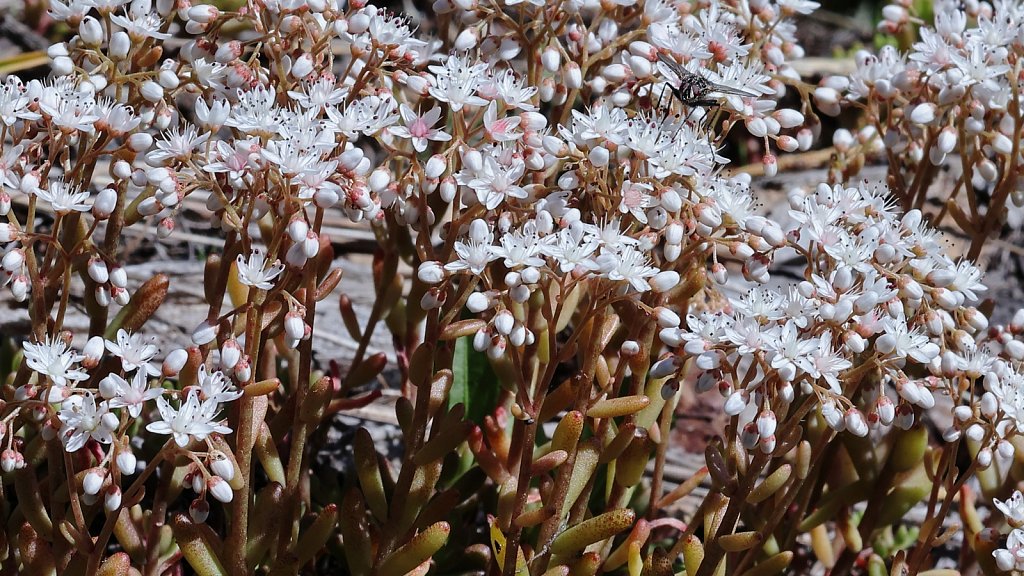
[494, 310, 514, 335]
[418, 261, 445, 284]
[655, 307, 680, 328]
[284, 312, 305, 341]
[620, 340, 640, 356]
[188, 4, 220, 22]
[723, 389, 748, 416]
[105, 485, 122, 511]
[290, 53, 314, 79]
[821, 400, 845, 431]
[117, 449, 137, 475]
[565, 63, 582, 89]
[425, 154, 446, 179]
[741, 422, 760, 449]
[140, 81, 164, 102]
[191, 320, 218, 346]
[651, 270, 679, 292]
[542, 46, 561, 72]
[208, 475, 233, 503]
[844, 408, 868, 437]
[83, 468, 106, 496]
[190, 499, 210, 523]
[80, 16, 104, 46]
[756, 410, 777, 438]
[209, 451, 235, 481]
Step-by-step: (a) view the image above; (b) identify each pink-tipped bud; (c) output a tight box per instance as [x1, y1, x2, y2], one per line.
[187, 4, 220, 22]
[844, 408, 868, 437]
[189, 499, 210, 523]
[741, 422, 760, 449]
[191, 320, 218, 346]
[162, 347, 189, 377]
[220, 339, 241, 371]
[756, 410, 777, 438]
[83, 336, 105, 369]
[104, 485, 122, 511]
[83, 468, 106, 496]
[417, 261, 445, 284]
[209, 450, 235, 481]
[875, 395, 895, 426]
[284, 312, 305, 341]
[116, 449, 137, 475]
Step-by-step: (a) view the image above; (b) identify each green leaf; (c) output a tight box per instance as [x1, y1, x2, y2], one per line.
[450, 336, 500, 425]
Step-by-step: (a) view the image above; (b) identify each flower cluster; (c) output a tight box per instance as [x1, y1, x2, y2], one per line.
[3, 0, 1021, 572]
[823, 0, 1024, 254]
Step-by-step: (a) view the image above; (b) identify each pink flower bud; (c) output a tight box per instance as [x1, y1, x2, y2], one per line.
[83, 468, 106, 496]
[762, 154, 778, 177]
[0, 449, 21, 472]
[209, 451, 235, 481]
[10, 274, 29, 301]
[104, 485, 122, 511]
[417, 261, 445, 284]
[542, 46, 561, 72]
[741, 422, 760, 449]
[187, 4, 220, 22]
[117, 449, 137, 476]
[190, 499, 210, 523]
[723, 390, 748, 416]
[233, 355, 251, 383]
[191, 320, 218, 346]
[284, 312, 305, 341]
[756, 410, 777, 438]
[845, 408, 868, 437]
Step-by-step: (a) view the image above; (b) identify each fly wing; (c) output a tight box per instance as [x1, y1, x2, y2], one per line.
[705, 80, 760, 98]
[657, 53, 760, 100]
[655, 52, 687, 86]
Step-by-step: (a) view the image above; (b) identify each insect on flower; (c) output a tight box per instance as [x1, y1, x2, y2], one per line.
[655, 52, 759, 110]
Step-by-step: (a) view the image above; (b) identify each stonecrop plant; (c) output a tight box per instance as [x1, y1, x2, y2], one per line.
[2, 0, 1024, 573]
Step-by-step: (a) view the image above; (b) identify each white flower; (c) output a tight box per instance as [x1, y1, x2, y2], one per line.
[796, 332, 852, 394]
[196, 364, 243, 404]
[146, 389, 232, 447]
[994, 528, 1024, 572]
[57, 392, 119, 452]
[619, 180, 656, 224]
[287, 76, 348, 111]
[445, 219, 497, 275]
[23, 336, 88, 390]
[428, 53, 489, 112]
[487, 68, 538, 111]
[876, 318, 940, 364]
[146, 124, 210, 165]
[236, 247, 285, 290]
[110, 5, 172, 40]
[327, 94, 399, 138]
[100, 370, 163, 418]
[596, 246, 659, 292]
[388, 104, 451, 153]
[105, 329, 161, 376]
[35, 179, 91, 214]
[766, 321, 816, 382]
[996, 491, 1024, 528]
[491, 223, 548, 269]
[483, 102, 523, 142]
[467, 155, 528, 210]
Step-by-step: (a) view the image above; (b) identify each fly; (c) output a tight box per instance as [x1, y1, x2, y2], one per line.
[655, 52, 759, 110]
